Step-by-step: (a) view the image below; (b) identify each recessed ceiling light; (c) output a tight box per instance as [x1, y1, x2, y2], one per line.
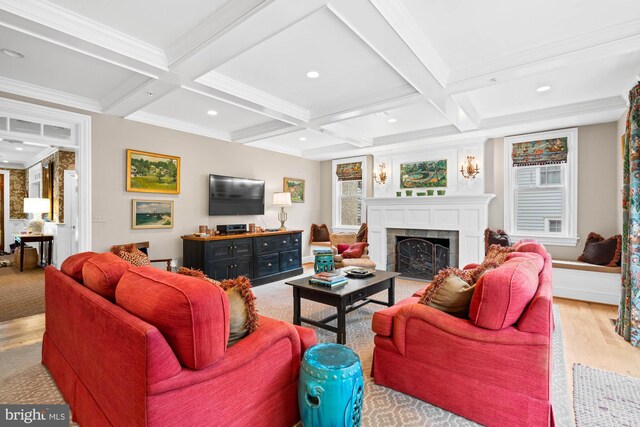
[536, 85, 551, 92]
[306, 71, 320, 79]
[299, 137, 307, 141]
[387, 118, 397, 123]
[15, 147, 23, 151]
[207, 110, 218, 116]
[0, 48, 24, 59]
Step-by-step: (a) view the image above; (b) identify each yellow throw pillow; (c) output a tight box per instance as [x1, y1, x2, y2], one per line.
[226, 287, 249, 346]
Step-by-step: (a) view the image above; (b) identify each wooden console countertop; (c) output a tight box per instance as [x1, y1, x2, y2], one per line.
[181, 229, 304, 242]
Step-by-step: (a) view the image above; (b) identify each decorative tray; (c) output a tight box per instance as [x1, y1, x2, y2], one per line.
[345, 268, 374, 278]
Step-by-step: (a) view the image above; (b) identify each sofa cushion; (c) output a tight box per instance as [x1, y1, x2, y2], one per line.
[484, 228, 511, 254]
[512, 240, 548, 259]
[484, 244, 515, 265]
[116, 267, 229, 370]
[356, 223, 368, 243]
[506, 252, 544, 272]
[60, 251, 96, 284]
[419, 268, 475, 317]
[468, 258, 539, 330]
[578, 232, 621, 267]
[111, 243, 151, 267]
[82, 253, 131, 301]
[342, 242, 369, 259]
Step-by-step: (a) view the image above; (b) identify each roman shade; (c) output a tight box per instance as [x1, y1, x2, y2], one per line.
[335, 162, 362, 181]
[511, 137, 568, 167]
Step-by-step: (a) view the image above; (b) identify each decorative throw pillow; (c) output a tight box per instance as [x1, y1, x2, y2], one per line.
[311, 224, 331, 242]
[484, 244, 515, 265]
[342, 242, 369, 259]
[578, 232, 622, 267]
[467, 260, 500, 285]
[177, 269, 259, 347]
[219, 276, 259, 346]
[484, 228, 511, 254]
[337, 244, 350, 254]
[418, 268, 475, 317]
[356, 223, 368, 243]
[110, 244, 151, 267]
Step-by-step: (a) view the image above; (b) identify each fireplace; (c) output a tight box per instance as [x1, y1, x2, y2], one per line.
[396, 237, 450, 280]
[386, 228, 459, 277]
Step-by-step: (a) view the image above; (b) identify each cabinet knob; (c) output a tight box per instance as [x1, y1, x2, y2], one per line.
[282, 240, 287, 244]
[289, 259, 293, 262]
[294, 239, 299, 243]
[263, 242, 268, 246]
[267, 263, 272, 267]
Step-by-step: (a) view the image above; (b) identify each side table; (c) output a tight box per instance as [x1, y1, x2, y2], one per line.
[13, 234, 54, 272]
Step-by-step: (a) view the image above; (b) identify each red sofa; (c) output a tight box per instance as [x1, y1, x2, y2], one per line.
[43, 253, 317, 426]
[371, 241, 554, 427]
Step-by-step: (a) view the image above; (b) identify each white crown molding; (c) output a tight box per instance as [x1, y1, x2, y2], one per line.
[100, 74, 156, 113]
[0, 76, 102, 112]
[479, 96, 627, 129]
[372, 124, 460, 146]
[231, 121, 296, 143]
[447, 19, 640, 94]
[196, 72, 310, 121]
[126, 111, 231, 142]
[368, 0, 449, 87]
[0, 0, 168, 70]
[167, 0, 273, 67]
[319, 123, 371, 147]
[245, 140, 303, 157]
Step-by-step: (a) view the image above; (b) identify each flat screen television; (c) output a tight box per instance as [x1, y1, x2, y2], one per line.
[209, 174, 265, 216]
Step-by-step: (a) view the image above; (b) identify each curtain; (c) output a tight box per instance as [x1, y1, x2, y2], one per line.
[511, 137, 568, 167]
[336, 162, 362, 181]
[617, 82, 640, 346]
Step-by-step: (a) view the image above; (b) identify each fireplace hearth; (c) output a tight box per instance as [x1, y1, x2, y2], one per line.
[396, 237, 450, 280]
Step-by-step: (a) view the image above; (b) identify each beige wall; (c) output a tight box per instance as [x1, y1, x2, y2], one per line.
[319, 160, 333, 227]
[92, 115, 323, 262]
[485, 122, 620, 260]
[0, 92, 323, 263]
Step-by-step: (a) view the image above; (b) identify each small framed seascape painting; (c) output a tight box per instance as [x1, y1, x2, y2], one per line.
[132, 200, 174, 229]
[283, 177, 305, 203]
[126, 149, 180, 194]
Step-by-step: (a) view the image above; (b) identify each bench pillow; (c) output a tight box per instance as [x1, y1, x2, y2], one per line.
[116, 267, 229, 370]
[82, 253, 131, 301]
[468, 258, 539, 330]
[61, 251, 96, 284]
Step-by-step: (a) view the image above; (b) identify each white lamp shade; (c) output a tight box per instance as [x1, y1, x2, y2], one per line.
[24, 197, 50, 214]
[272, 192, 292, 206]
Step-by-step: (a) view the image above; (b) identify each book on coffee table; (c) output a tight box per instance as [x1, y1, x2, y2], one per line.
[309, 272, 348, 287]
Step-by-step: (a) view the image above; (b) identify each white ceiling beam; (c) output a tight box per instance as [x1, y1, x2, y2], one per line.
[0, 0, 166, 75]
[167, 0, 274, 68]
[310, 93, 422, 126]
[446, 20, 640, 95]
[231, 121, 297, 143]
[126, 111, 231, 142]
[0, 76, 102, 112]
[328, 0, 478, 132]
[318, 124, 373, 148]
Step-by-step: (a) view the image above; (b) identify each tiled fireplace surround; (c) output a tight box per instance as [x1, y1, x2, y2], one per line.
[365, 195, 496, 274]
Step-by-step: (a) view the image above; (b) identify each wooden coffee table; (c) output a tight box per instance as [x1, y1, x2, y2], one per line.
[285, 269, 400, 344]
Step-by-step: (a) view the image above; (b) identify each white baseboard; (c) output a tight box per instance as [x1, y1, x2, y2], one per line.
[553, 267, 621, 305]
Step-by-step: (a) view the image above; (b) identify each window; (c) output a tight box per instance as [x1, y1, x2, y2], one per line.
[332, 156, 369, 229]
[504, 128, 578, 246]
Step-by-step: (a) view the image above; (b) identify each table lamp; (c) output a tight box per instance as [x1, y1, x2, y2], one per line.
[24, 197, 50, 235]
[272, 192, 292, 231]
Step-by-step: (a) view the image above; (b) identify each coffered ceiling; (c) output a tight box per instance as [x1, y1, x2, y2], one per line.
[0, 0, 638, 161]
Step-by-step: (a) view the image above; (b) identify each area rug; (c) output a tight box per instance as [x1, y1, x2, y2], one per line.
[573, 363, 640, 427]
[0, 277, 573, 426]
[0, 255, 45, 322]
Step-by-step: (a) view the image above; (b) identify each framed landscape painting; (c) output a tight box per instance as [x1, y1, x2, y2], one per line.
[127, 149, 180, 194]
[132, 200, 174, 229]
[283, 177, 305, 203]
[400, 159, 448, 188]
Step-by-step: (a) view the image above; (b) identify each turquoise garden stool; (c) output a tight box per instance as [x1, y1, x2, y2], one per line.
[299, 343, 364, 427]
[314, 252, 335, 273]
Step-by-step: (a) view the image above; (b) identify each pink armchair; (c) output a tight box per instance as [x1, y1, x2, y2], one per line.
[371, 241, 554, 427]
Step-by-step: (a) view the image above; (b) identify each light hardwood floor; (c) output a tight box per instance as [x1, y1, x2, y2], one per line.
[1, 296, 639, 388]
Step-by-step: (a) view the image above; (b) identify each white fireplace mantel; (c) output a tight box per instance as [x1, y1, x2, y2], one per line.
[365, 194, 496, 270]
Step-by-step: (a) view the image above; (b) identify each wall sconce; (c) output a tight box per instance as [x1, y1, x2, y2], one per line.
[373, 162, 387, 184]
[460, 156, 480, 179]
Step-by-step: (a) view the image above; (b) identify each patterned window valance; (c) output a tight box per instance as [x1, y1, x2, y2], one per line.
[336, 162, 362, 181]
[512, 137, 568, 167]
